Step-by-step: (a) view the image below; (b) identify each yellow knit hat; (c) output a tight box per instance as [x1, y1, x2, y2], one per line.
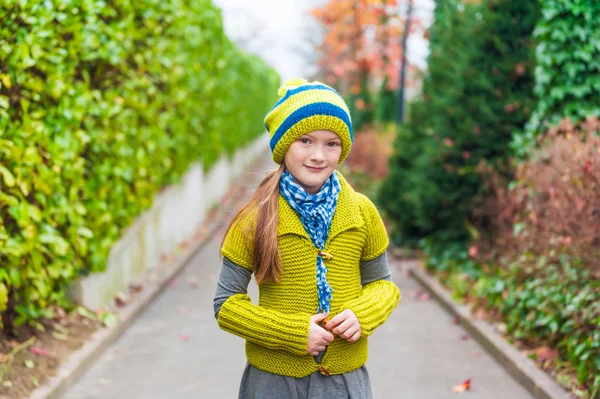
[264, 78, 353, 165]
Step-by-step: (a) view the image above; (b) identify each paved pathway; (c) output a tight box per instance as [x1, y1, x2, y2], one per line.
[64, 153, 533, 398]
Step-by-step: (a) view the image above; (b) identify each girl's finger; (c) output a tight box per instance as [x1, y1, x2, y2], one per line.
[324, 314, 344, 330]
[321, 330, 335, 343]
[310, 313, 328, 324]
[347, 330, 361, 343]
[332, 319, 352, 335]
[339, 325, 358, 340]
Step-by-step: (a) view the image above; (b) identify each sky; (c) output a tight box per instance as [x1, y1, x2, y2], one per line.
[213, 0, 435, 81]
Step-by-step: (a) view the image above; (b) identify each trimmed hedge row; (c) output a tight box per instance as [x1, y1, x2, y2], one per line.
[0, 0, 279, 328]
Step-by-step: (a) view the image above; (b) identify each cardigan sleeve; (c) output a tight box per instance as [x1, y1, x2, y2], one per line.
[358, 194, 389, 261]
[214, 257, 252, 319]
[214, 257, 311, 356]
[218, 294, 311, 356]
[343, 279, 400, 337]
[346, 202, 400, 336]
[220, 214, 255, 270]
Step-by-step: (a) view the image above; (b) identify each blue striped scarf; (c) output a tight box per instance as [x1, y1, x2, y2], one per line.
[279, 170, 341, 314]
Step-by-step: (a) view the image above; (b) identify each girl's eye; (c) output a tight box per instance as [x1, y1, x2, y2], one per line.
[327, 142, 340, 147]
[300, 138, 310, 144]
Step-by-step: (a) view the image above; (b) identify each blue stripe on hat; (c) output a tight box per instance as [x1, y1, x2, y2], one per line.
[269, 102, 353, 151]
[268, 84, 343, 113]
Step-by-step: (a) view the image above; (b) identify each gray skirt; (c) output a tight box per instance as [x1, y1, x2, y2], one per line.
[238, 362, 372, 399]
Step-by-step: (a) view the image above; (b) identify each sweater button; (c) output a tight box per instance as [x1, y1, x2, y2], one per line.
[318, 365, 330, 376]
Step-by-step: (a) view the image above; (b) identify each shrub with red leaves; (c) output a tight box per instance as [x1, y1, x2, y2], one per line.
[476, 117, 600, 276]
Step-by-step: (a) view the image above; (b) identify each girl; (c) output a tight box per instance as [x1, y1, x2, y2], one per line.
[213, 78, 400, 399]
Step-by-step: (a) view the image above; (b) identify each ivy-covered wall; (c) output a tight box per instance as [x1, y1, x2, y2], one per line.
[512, 0, 600, 157]
[0, 0, 279, 328]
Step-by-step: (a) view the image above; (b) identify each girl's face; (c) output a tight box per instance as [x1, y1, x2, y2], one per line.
[284, 130, 342, 194]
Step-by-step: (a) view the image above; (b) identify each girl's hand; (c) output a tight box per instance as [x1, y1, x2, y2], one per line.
[307, 313, 334, 356]
[324, 309, 362, 343]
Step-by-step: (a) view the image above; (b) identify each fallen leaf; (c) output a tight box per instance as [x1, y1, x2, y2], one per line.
[24, 360, 35, 368]
[31, 377, 39, 387]
[52, 331, 68, 341]
[169, 278, 179, 288]
[188, 274, 200, 289]
[468, 245, 479, 257]
[495, 323, 507, 335]
[471, 352, 481, 358]
[529, 346, 558, 363]
[451, 378, 471, 392]
[2, 380, 12, 388]
[129, 283, 143, 293]
[474, 308, 490, 319]
[460, 334, 470, 341]
[0, 353, 9, 363]
[452, 316, 460, 325]
[55, 307, 68, 319]
[29, 346, 53, 357]
[180, 334, 190, 342]
[53, 323, 68, 334]
[100, 312, 118, 328]
[114, 292, 128, 307]
[417, 292, 431, 301]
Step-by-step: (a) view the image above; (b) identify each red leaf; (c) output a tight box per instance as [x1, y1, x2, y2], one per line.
[451, 378, 472, 392]
[417, 292, 431, 301]
[29, 346, 53, 357]
[529, 346, 558, 362]
[468, 245, 479, 257]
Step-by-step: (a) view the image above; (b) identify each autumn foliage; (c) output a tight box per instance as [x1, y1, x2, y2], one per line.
[311, 0, 407, 90]
[476, 117, 600, 276]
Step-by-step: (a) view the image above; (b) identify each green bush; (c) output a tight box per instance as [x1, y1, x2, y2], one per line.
[378, 0, 538, 248]
[512, 0, 600, 157]
[0, 0, 279, 329]
[426, 245, 600, 397]
[375, 77, 397, 124]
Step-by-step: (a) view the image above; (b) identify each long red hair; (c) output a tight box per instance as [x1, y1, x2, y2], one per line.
[221, 163, 286, 284]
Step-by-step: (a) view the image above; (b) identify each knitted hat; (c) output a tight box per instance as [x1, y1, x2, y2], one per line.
[264, 78, 353, 165]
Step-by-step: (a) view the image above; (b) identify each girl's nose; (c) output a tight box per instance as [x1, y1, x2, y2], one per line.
[310, 147, 326, 162]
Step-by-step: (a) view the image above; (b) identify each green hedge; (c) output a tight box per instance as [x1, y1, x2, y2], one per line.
[512, 0, 600, 157]
[378, 0, 539, 247]
[0, 0, 279, 329]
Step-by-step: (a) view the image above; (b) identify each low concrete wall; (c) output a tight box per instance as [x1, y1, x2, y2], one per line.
[72, 133, 270, 310]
